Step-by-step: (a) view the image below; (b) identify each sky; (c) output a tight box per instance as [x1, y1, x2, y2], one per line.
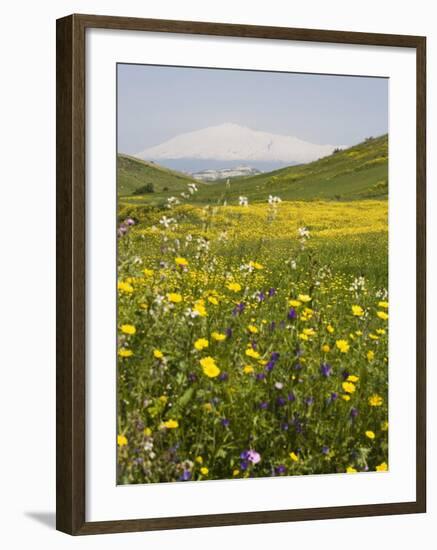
[117, 63, 388, 155]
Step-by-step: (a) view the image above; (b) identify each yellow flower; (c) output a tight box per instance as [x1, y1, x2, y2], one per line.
[378, 301, 389, 309]
[369, 394, 383, 407]
[163, 419, 179, 429]
[352, 305, 364, 316]
[153, 349, 163, 359]
[167, 292, 182, 303]
[303, 328, 316, 337]
[288, 299, 302, 308]
[200, 467, 209, 475]
[367, 350, 375, 362]
[249, 260, 264, 270]
[200, 356, 220, 378]
[365, 430, 375, 439]
[346, 466, 357, 473]
[143, 268, 154, 277]
[336, 339, 350, 353]
[121, 324, 136, 335]
[117, 434, 128, 447]
[243, 365, 254, 374]
[376, 328, 386, 335]
[194, 301, 207, 317]
[245, 348, 260, 359]
[321, 344, 330, 353]
[342, 381, 356, 394]
[377, 311, 389, 320]
[289, 452, 299, 462]
[203, 403, 213, 412]
[194, 338, 209, 351]
[144, 427, 152, 437]
[118, 348, 133, 357]
[232, 469, 240, 476]
[369, 333, 379, 340]
[299, 333, 309, 341]
[248, 325, 259, 334]
[159, 395, 168, 404]
[326, 324, 335, 334]
[376, 462, 388, 472]
[298, 294, 312, 302]
[211, 331, 226, 341]
[381, 420, 389, 431]
[175, 256, 188, 267]
[195, 456, 203, 464]
[347, 375, 359, 382]
[355, 330, 363, 336]
[208, 296, 219, 305]
[227, 282, 242, 292]
[341, 394, 351, 401]
[118, 281, 134, 294]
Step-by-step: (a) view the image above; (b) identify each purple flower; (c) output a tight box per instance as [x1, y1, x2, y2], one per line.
[271, 352, 280, 362]
[350, 407, 359, 419]
[117, 225, 128, 237]
[188, 372, 197, 383]
[288, 307, 297, 320]
[240, 449, 261, 464]
[304, 396, 314, 406]
[287, 392, 296, 402]
[277, 396, 286, 406]
[240, 460, 249, 471]
[275, 464, 286, 475]
[265, 360, 276, 372]
[219, 372, 229, 382]
[322, 445, 330, 455]
[125, 218, 135, 226]
[221, 418, 230, 427]
[225, 327, 233, 338]
[330, 392, 339, 402]
[269, 321, 276, 331]
[179, 470, 191, 481]
[259, 401, 269, 410]
[232, 302, 245, 316]
[320, 363, 332, 377]
[268, 287, 276, 297]
[281, 422, 289, 431]
[342, 370, 350, 380]
[258, 291, 266, 302]
[256, 373, 266, 381]
[294, 363, 303, 371]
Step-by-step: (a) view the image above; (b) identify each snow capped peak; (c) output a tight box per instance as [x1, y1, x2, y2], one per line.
[135, 124, 343, 164]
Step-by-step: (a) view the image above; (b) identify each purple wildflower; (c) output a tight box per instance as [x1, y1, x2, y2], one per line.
[342, 370, 350, 380]
[179, 470, 191, 481]
[330, 392, 339, 402]
[221, 418, 230, 427]
[256, 373, 266, 381]
[305, 396, 315, 406]
[322, 445, 330, 455]
[240, 449, 261, 464]
[225, 327, 233, 338]
[219, 372, 229, 382]
[268, 287, 276, 297]
[265, 360, 276, 372]
[281, 422, 289, 431]
[275, 464, 286, 475]
[287, 392, 296, 402]
[350, 407, 359, 419]
[277, 396, 286, 406]
[259, 401, 269, 410]
[125, 218, 135, 226]
[271, 352, 280, 362]
[288, 307, 297, 320]
[320, 363, 332, 377]
[258, 291, 266, 302]
[232, 302, 245, 316]
[269, 321, 276, 331]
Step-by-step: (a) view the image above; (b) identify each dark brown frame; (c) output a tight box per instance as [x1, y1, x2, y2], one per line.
[56, 13, 427, 535]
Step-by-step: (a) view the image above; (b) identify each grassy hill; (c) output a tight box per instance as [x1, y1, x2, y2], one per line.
[118, 135, 388, 206]
[192, 134, 388, 204]
[117, 154, 200, 198]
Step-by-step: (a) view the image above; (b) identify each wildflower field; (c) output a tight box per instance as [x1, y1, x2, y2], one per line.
[117, 186, 389, 483]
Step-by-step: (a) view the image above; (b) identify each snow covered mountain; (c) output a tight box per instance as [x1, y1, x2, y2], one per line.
[135, 123, 343, 164]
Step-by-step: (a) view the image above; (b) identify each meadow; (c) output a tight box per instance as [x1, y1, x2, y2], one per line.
[116, 173, 389, 482]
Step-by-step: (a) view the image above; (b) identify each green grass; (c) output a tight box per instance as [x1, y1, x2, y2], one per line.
[117, 154, 201, 198]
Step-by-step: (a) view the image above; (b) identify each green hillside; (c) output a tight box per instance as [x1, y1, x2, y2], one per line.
[117, 154, 199, 198]
[193, 134, 388, 203]
[118, 135, 388, 206]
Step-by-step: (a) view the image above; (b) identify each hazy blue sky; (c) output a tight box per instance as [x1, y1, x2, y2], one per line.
[117, 64, 388, 155]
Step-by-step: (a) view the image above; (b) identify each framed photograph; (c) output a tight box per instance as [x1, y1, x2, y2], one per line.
[56, 14, 426, 535]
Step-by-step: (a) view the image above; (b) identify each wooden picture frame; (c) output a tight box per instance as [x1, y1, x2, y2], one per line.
[56, 13, 426, 535]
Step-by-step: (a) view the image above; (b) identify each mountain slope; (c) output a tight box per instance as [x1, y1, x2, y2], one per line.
[117, 154, 199, 196]
[136, 123, 342, 165]
[192, 134, 388, 203]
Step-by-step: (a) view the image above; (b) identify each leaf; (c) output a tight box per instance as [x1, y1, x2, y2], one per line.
[177, 387, 194, 408]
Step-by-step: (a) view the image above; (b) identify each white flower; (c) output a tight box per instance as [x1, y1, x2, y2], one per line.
[239, 196, 249, 207]
[166, 196, 180, 208]
[298, 226, 310, 239]
[188, 183, 198, 194]
[159, 216, 176, 229]
[268, 195, 282, 205]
